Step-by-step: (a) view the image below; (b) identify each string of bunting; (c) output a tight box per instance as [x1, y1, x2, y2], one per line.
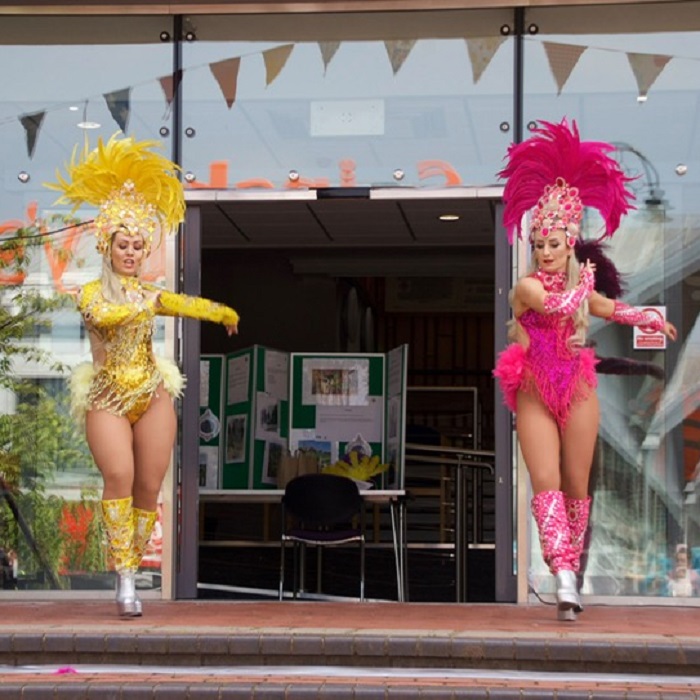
[11, 36, 689, 159]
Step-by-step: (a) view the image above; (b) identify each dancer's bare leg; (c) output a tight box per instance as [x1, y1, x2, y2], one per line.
[516, 390, 562, 493]
[85, 410, 135, 499]
[132, 385, 177, 511]
[560, 392, 599, 499]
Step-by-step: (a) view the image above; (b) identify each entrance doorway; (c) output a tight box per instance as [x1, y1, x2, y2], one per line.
[177, 187, 514, 603]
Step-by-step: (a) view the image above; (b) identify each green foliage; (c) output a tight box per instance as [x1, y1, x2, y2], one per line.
[0, 213, 94, 587]
[0, 290, 73, 388]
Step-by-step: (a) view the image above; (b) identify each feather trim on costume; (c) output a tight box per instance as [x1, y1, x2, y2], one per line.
[155, 356, 186, 398]
[493, 344, 527, 413]
[69, 361, 96, 427]
[499, 119, 635, 244]
[574, 239, 625, 299]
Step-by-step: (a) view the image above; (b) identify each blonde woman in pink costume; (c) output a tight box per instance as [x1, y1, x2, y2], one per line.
[494, 120, 677, 621]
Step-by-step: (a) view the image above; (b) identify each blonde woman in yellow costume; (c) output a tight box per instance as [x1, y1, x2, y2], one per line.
[48, 134, 239, 617]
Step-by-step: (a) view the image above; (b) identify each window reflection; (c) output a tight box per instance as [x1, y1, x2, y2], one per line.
[524, 3, 700, 600]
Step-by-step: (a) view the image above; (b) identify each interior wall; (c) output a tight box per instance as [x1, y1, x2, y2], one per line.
[200, 248, 340, 355]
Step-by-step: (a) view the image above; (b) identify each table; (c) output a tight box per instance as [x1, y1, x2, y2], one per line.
[199, 488, 408, 602]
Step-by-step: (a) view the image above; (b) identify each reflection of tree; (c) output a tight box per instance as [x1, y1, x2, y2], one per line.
[0, 215, 97, 588]
[0, 385, 94, 587]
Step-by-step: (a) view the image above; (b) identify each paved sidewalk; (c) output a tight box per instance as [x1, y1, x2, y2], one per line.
[1, 600, 699, 698]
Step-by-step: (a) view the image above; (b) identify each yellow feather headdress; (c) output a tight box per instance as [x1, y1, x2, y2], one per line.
[46, 133, 185, 256]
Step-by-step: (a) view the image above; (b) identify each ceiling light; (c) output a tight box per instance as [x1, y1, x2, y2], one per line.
[637, 94, 648, 103]
[68, 105, 79, 112]
[439, 214, 460, 222]
[77, 101, 101, 129]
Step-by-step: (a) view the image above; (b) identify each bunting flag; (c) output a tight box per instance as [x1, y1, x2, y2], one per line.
[263, 44, 294, 87]
[103, 87, 131, 132]
[158, 70, 183, 107]
[210, 57, 241, 109]
[465, 37, 506, 84]
[384, 39, 416, 75]
[18, 110, 46, 159]
[543, 41, 587, 95]
[627, 52, 672, 98]
[318, 41, 341, 74]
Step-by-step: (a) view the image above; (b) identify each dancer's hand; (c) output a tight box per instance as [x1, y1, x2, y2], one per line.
[663, 321, 678, 341]
[225, 323, 238, 336]
[581, 259, 596, 277]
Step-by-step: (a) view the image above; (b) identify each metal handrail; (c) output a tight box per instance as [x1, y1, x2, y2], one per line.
[404, 441, 495, 602]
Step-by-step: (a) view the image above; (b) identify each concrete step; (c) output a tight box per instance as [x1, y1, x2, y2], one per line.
[1, 600, 699, 698]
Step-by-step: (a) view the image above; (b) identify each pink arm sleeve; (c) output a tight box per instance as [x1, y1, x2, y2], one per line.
[542, 268, 595, 316]
[608, 301, 665, 331]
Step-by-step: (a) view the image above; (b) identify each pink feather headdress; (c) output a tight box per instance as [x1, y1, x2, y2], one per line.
[498, 119, 635, 245]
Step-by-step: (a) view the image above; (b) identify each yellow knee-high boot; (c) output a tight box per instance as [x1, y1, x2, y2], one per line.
[131, 508, 158, 570]
[100, 497, 141, 617]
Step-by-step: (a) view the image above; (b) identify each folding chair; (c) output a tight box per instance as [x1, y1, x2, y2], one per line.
[279, 473, 365, 601]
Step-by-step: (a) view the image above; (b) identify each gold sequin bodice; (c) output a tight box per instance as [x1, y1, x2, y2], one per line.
[77, 277, 239, 419]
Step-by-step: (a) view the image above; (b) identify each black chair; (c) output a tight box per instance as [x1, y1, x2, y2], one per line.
[279, 473, 365, 601]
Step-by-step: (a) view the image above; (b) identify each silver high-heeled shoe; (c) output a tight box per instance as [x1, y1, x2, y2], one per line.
[555, 570, 581, 621]
[116, 571, 142, 617]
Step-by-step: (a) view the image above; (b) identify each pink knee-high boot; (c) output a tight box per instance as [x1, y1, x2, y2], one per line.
[531, 490, 581, 620]
[564, 495, 591, 573]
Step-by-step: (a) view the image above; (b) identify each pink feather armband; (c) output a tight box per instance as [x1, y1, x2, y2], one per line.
[608, 301, 665, 331]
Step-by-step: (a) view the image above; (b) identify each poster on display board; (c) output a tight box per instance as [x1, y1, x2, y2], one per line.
[288, 347, 408, 489]
[220, 345, 290, 489]
[199, 355, 224, 489]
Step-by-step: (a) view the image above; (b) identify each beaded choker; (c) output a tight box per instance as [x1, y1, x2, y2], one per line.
[534, 269, 567, 292]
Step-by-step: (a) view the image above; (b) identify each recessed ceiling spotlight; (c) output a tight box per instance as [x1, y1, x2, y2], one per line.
[439, 214, 460, 222]
[637, 94, 648, 103]
[77, 120, 101, 129]
[68, 105, 79, 112]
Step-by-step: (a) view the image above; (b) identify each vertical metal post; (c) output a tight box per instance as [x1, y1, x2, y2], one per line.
[174, 205, 202, 599]
[494, 201, 517, 602]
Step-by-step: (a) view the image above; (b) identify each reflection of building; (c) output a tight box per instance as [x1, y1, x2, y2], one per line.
[1, 0, 700, 607]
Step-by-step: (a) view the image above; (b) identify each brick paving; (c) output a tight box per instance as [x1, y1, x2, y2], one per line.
[1, 600, 699, 698]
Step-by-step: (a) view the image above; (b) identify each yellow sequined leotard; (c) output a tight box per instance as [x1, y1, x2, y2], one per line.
[77, 277, 239, 424]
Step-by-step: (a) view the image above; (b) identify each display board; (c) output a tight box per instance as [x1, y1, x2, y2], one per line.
[221, 345, 289, 489]
[288, 348, 407, 489]
[200, 346, 407, 490]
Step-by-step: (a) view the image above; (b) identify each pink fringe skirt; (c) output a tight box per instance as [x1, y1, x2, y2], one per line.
[493, 343, 597, 428]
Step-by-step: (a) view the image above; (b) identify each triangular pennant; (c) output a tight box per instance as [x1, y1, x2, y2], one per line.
[318, 41, 341, 74]
[627, 52, 672, 98]
[543, 42, 587, 95]
[263, 44, 294, 87]
[103, 87, 131, 132]
[18, 110, 46, 159]
[465, 37, 506, 84]
[384, 40, 416, 75]
[209, 57, 241, 109]
[158, 70, 182, 106]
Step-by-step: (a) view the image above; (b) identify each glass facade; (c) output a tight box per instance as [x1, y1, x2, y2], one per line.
[0, 2, 698, 602]
[0, 16, 175, 593]
[522, 4, 700, 601]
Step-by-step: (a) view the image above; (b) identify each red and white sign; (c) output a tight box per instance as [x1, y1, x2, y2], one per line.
[633, 306, 667, 350]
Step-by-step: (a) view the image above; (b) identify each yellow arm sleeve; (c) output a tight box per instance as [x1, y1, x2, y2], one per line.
[156, 289, 240, 327]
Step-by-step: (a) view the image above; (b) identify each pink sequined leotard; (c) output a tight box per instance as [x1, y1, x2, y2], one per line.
[493, 271, 597, 429]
